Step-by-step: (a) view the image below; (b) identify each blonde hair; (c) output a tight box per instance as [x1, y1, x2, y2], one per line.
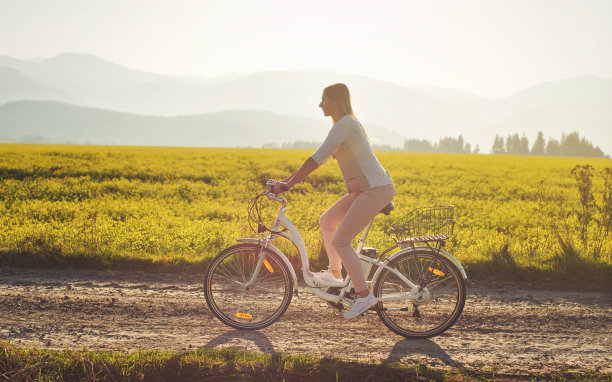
[323, 83, 355, 119]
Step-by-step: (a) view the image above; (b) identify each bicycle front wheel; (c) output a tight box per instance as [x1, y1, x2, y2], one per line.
[204, 243, 293, 330]
[373, 249, 466, 338]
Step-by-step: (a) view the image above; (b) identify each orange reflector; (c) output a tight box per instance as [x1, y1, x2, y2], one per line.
[235, 313, 252, 319]
[263, 259, 274, 273]
[428, 267, 445, 277]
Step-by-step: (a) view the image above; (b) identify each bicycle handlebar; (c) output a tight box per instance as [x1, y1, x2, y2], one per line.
[264, 179, 287, 205]
[248, 180, 288, 235]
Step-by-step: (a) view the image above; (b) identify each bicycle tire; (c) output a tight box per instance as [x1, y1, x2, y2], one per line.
[373, 249, 466, 338]
[204, 243, 293, 330]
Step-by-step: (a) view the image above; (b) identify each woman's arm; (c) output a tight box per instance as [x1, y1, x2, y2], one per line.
[273, 157, 319, 194]
[273, 119, 350, 194]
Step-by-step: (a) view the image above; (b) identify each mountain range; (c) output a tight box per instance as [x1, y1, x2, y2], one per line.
[0, 101, 359, 147]
[0, 52, 610, 154]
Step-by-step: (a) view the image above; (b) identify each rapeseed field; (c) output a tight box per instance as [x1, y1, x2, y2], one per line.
[1, 144, 610, 283]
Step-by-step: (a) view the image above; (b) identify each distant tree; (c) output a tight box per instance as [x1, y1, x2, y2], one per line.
[22, 134, 49, 143]
[505, 134, 513, 153]
[437, 136, 455, 153]
[460, 136, 471, 153]
[546, 138, 561, 156]
[531, 131, 546, 155]
[559, 131, 605, 157]
[491, 135, 505, 154]
[474, 144, 480, 154]
[436, 135, 471, 153]
[372, 144, 399, 151]
[457, 135, 466, 153]
[403, 138, 433, 152]
[281, 141, 320, 149]
[518, 133, 530, 155]
[504, 133, 529, 155]
[505, 133, 520, 154]
[491, 131, 605, 157]
[262, 143, 279, 148]
[404, 136, 472, 153]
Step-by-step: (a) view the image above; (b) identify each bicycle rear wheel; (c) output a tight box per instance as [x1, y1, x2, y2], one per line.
[373, 249, 466, 338]
[204, 243, 293, 330]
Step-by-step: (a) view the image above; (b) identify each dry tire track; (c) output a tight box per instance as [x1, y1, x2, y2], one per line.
[0, 267, 610, 375]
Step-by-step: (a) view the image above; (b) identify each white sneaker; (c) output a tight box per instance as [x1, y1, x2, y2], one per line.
[344, 293, 378, 319]
[311, 269, 345, 287]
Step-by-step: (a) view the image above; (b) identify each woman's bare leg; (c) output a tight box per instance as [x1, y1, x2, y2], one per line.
[331, 184, 395, 292]
[319, 193, 357, 273]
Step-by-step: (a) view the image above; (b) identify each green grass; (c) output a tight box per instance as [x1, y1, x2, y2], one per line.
[1, 144, 611, 285]
[1, 340, 609, 381]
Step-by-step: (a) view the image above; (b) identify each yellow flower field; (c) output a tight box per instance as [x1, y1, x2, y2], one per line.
[1, 144, 610, 283]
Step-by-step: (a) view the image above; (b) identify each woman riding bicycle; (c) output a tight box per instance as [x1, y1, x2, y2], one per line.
[272, 83, 395, 319]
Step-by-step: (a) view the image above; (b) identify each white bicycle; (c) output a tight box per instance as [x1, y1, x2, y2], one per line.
[203, 180, 467, 338]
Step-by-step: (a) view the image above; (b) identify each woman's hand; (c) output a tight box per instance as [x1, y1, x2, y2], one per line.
[271, 157, 319, 195]
[272, 181, 289, 195]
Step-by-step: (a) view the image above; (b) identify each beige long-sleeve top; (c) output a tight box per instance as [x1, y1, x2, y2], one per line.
[311, 115, 392, 194]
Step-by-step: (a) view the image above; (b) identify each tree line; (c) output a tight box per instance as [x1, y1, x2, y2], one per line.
[263, 131, 606, 158]
[491, 131, 605, 157]
[402, 136, 477, 153]
[264, 136, 478, 153]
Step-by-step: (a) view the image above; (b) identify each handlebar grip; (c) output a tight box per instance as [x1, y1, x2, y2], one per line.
[266, 179, 289, 193]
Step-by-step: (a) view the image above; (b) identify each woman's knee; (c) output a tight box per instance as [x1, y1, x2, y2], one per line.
[319, 213, 335, 231]
[331, 234, 351, 253]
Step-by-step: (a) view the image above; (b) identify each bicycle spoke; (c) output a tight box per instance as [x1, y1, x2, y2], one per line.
[205, 244, 293, 330]
[424, 275, 453, 289]
[212, 274, 247, 287]
[374, 251, 465, 338]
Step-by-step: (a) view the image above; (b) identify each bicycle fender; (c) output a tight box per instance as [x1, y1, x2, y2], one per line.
[372, 246, 468, 282]
[236, 238, 298, 285]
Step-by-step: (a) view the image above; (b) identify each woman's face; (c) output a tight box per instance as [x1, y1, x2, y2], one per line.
[319, 93, 336, 117]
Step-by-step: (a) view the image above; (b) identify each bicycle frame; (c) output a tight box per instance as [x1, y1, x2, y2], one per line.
[237, 192, 461, 309]
[205, 187, 469, 337]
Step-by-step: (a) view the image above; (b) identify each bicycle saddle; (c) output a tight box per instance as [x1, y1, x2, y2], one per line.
[379, 202, 394, 215]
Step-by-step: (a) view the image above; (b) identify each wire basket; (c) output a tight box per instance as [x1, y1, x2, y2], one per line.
[388, 205, 455, 245]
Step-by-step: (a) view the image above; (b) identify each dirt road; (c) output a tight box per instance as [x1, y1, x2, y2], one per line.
[0, 267, 610, 375]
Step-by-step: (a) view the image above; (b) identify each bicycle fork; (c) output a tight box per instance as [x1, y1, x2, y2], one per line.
[245, 239, 272, 288]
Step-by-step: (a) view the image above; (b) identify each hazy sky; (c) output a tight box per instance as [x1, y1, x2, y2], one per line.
[1, 0, 611, 98]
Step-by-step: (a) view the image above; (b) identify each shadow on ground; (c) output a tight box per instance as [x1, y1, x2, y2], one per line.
[203, 329, 276, 354]
[203, 328, 463, 369]
[383, 338, 463, 368]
